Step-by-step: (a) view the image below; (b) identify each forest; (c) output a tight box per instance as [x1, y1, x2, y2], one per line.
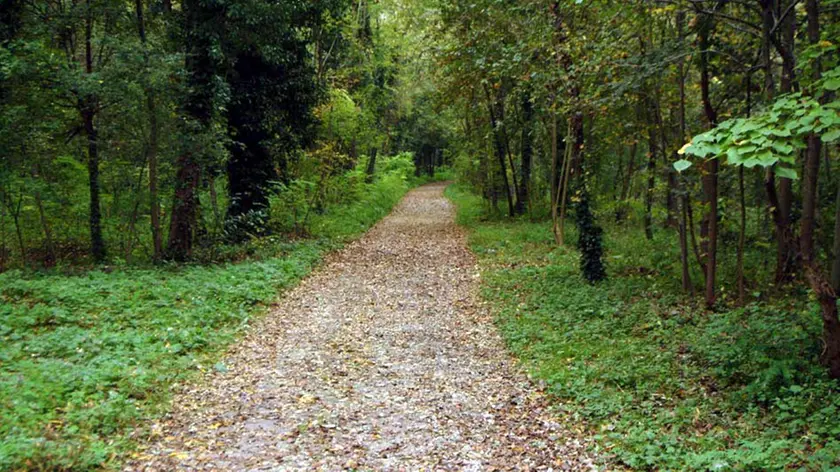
[1, 0, 840, 470]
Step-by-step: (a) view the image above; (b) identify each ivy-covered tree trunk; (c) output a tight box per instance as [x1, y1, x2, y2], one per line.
[575, 184, 606, 284]
[166, 0, 222, 261]
[225, 51, 278, 240]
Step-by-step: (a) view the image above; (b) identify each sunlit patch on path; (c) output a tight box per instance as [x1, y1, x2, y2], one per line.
[127, 182, 596, 471]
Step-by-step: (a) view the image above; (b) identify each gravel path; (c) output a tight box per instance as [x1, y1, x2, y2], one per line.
[128, 183, 596, 471]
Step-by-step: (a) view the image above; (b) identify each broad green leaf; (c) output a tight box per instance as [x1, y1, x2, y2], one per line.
[726, 147, 742, 164]
[775, 166, 798, 179]
[823, 129, 840, 143]
[770, 142, 793, 155]
[742, 157, 760, 168]
[673, 159, 692, 172]
[754, 150, 777, 167]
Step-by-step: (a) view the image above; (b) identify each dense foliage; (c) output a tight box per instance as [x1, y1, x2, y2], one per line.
[428, 0, 840, 380]
[4, 0, 840, 469]
[0, 0, 450, 268]
[430, 0, 840, 468]
[449, 184, 840, 470]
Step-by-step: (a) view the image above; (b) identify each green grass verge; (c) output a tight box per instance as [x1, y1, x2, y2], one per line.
[0, 173, 424, 471]
[446, 184, 840, 472]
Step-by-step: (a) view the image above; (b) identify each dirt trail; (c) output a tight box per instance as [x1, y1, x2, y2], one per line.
[128, 183, 595, 471]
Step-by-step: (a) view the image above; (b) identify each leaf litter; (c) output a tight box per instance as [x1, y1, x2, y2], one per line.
[125, 183, 598, 471]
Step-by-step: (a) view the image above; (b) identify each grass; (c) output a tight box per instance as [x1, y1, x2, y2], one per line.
[0, 167, 427, 471]
[446, 184, 840, 472]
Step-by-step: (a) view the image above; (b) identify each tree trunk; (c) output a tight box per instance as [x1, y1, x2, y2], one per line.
[225, 51, 280, 240]
[807, 266, 840, 379]
[82, 1, 105, 263]
[677, 9, 691, 294]
[135, 0, 162, 262]
[766, 169, 798, 283]
[737, 73, 754, 305]
[4, 192, 25, 267]
[644, 104, 657, 240]
[554, 119, 574, 246]
[830, 180, 840, 292]
[616, 143, 637, 222]
[484, 84, 514, 217]
[698, 8, 719, 308]
[665, 159, 678, 228]
[760, 0, 775, 98]
[11, 199, 25, 267]
[167, 154, 201, 261]
[651, 85, 676, 229]
[767, 3, 798, 285]
[550, 110, 558, 212]
[208, 173, 222, 238]
[0, 186, 6, 272]
[366, 147, 377, 182]
[82, 105, 105, 264]
[737, 165, 747, 305]
[801, 0, 821, 265]
[148, 92, 162, 261]
[515, 88, 533, 215]
[33, 189, 55, 267]
[166, 0, 221, 260]
[680, 190, 693, 294]
[802, 0, 840, 379]
[497, 87, 521, 209]
[125, 164, 146, 264]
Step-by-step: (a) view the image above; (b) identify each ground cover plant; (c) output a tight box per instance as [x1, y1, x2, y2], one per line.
[447, 184, 840, 471]
[0, 158, 435, 471]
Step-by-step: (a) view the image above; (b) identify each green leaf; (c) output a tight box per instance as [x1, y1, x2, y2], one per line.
[822, 129, 840, 143]
[770, 142, 794, 154]
[673, 159, 692, 172]
[742, 157, 761, 168]
[754, 150, 778, 167]
[775, 166, 798, 179]
[726, 147, 742, 164]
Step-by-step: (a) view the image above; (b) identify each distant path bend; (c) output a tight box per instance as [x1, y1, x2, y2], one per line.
[129, 182, 595, 471]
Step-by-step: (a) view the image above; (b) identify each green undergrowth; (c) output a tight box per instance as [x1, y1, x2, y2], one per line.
[446, 184, 840, 472]
[0, 165, 435, 471]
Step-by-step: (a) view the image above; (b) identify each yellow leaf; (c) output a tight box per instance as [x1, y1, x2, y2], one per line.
[298, 393, 317, 405]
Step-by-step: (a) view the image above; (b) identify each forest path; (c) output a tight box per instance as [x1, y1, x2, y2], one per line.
[128, 183, 595, 471]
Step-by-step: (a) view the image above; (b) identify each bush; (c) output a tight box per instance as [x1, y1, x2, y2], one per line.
[267, 151, 417, 238]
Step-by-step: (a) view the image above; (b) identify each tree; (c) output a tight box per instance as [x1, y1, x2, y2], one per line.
[166, 0, 225, 261]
